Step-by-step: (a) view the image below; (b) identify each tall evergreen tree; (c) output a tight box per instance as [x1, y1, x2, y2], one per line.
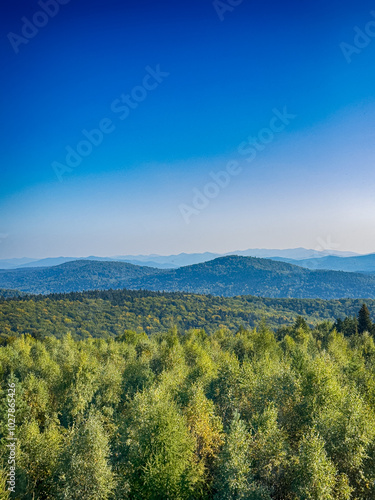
[358, 304, 372, 334]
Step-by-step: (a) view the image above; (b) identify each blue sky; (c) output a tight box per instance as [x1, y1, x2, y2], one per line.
[1, 0, 375, 258]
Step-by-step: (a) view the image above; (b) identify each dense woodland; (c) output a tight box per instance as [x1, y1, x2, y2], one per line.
[0, 304, 375, 499]
[1, 289, 375, 341]
[2, 257, 375, 298]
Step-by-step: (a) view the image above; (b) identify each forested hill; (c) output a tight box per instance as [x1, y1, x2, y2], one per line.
[134, 256, 375, 298]
[0, 288, 26, 298]
[1, 256, 375, 298]
[0, 259, 160, 295]
[1, 288, 375, 340]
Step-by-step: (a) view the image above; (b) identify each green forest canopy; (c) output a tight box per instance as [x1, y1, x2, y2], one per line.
[1, 288, 375, 341]
[1, 313, 375, 499]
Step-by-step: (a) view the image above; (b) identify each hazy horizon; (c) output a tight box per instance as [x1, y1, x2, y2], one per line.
[0, 246, 365, 262]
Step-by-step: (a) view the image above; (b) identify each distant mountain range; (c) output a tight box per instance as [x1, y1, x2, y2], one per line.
[0, 247, 360, 270]
[0, 257, 38, 269]
[276, 253, 375, 273]
[1, 256, 375, 299]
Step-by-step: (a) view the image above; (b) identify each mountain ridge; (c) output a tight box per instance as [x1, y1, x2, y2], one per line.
[0, 255, 375, 299]
[278, 253, 375, 273]
[0, 247, 361, 270]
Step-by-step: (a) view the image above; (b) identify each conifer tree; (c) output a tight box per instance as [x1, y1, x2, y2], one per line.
[358, 304, 372, 334]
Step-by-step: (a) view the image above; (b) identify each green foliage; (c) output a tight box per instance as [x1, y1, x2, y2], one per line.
[292, 430, 337, 499]
[358, 303, 373, 334]
[2, 289, 375, 342]
[18, 416, 64, 498]
[248, 404, 289, 497]
[213, 411, 270, 499]
[118, 387, 201, 499]
[184, 384, 223, 494]
[55, 411, 116, 500]
[0, 304, 374, 498]
[0, 463, 10, 500]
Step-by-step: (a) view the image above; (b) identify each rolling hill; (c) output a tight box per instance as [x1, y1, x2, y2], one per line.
[0, 259, 160, 295]
[9, 256, 178, 270]
[1, 256, 375, 299]
[131, 256, 375, 298]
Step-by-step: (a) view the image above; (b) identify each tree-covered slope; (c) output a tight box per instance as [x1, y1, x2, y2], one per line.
[135, 255, 375, 298]
[1, 256, 375, 298]
[0, 259, 161, 294]
[2, 288, 375, 340]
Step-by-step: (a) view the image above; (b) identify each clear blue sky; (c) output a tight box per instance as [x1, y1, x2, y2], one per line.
[1, 0, 375, 258]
